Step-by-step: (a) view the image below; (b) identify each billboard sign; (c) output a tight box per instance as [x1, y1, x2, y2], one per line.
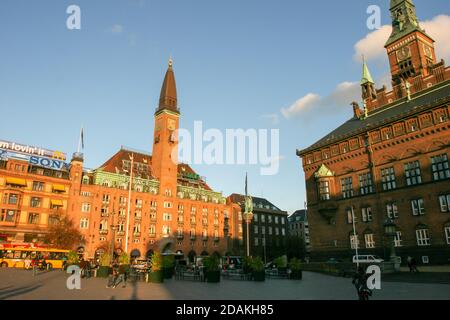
[0, 140, 66, 161]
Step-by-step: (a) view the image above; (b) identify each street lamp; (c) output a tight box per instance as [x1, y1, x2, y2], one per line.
[383, 218, 400, 271]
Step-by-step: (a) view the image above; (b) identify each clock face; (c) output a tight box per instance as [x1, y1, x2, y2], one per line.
[396, 46, 411, 61]
[423, 44, 432, 58]
[167, 119, 176, 131]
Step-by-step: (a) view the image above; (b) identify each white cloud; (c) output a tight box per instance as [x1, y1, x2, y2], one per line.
[260, 113, 280, 125]
[281, 81, 360, 120]
[353, 15, 450, 62]
[281, 93, 321, 119]
[110, 24, 124, 34]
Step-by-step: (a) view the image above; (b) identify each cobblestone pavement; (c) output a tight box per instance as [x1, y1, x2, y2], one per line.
[0, 269, 449, 300]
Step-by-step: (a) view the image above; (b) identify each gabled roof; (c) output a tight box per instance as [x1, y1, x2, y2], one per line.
[297, 81, 450, 156]
[288, 209, 307, 222]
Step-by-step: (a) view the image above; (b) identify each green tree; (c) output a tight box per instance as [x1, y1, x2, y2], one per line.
[43, 216, 83, 250]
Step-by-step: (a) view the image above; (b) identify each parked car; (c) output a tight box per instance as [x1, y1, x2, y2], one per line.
[352, 255, 384, 264]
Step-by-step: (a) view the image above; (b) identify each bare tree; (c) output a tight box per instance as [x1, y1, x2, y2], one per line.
[44, 216, 83, 250]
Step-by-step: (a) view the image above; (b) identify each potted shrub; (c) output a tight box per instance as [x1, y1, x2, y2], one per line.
[97, 253, 111, 278]
[289, 258, 302, 280]
[250, 257, 265, 281]
[203, 255, 221, 283]
[67, 251, 79, 267]
[148, 251, 164, 283]
[162, 255, 174, 279]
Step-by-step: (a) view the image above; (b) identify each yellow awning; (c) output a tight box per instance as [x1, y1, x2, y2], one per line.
[6, 178, 27, 186]
[52, 184, 66, 192]
[51, 200, 63, 207]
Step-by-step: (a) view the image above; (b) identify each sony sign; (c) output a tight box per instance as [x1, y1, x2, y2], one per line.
[29, 156, 69, 171]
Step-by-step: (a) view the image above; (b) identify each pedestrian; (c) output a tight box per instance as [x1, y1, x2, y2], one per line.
[352, 266, 372, 301]
[411, 257, 419, 273]
[62, 255, 68, 271]
[407, 256, 412, 272]
[106, 260, 119, 288]
[113, 263, 128, 288]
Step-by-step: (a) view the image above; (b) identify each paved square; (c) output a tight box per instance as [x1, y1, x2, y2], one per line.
[0, 269, 449, 300]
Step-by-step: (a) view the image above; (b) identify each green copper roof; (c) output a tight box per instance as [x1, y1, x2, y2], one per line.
[385, 0, 430, 47]
[361, 60, 374, 84]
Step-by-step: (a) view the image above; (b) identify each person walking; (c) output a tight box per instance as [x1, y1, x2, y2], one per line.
[352, 266, 372, 301]
[106, 260, 119, 288]
[411, 257, 419, 273]
[113, 263, 128, 288]
[407, 256, 412, 272]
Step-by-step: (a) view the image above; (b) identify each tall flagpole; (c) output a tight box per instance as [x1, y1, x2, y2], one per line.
[77, 126, 83, 153]
[125, 153, 134, 253]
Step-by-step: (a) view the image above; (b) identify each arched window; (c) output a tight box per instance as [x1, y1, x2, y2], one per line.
[82, 176, 90, 185]
[102, 180, 111, 187]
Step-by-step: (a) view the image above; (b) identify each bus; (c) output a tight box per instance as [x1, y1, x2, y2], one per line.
[0, 245, 69, 269]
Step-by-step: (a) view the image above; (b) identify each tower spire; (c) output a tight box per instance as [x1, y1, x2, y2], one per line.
[157, 57, 178, 114]
[361, 56, 374, 85]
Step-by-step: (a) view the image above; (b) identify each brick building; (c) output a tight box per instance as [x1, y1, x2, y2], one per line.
[297, 0, 450, 264]
[227, 194, 288, 262]
[67, 60, 238, 261]
[0, 141, 70, 244]
[287, 209, 311, 254]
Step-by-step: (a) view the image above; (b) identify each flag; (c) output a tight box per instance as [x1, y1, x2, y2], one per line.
[80, 127, 84, 150]
[245, 172, 248, 196]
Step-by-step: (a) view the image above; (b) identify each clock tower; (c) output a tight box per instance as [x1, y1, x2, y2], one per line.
[385, 0, 436, 86]
[152, 58, 180, 197]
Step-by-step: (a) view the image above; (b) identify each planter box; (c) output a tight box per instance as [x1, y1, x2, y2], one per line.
[163, 267, 174, 279]
[252, 271, 265, 281]
[290, 270, 303, 280]
[96, 266, 111, 278]
[148, 271, 164, 283]
[206, 270, 221, 283]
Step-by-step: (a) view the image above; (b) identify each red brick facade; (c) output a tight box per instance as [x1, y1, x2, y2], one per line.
[297, 1, 450, 264]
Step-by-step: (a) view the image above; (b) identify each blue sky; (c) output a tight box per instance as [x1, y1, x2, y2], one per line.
[0, 0, 449, 213]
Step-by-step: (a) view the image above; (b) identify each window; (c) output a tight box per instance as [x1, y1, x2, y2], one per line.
[268, 226, 273, 235]
[81, 203, 91, 213]
[32, 181, 44, 191]
[261, 226, 265, 235]
[80, 218, 89, 229]
[381, 167, 396, 191]
[28, 213, 40, 225]
[275, 227, 279, 235]
[350, 234, 359, 249]
[99, 220, 108, 230]
[386, 203, 399, 219]
[405, 161, 422, 186]
[254, 238, 259, 246]
[48, 214, 59, 225]
[361, 207, 373, 222]
[394, 231, 402, 247]
[102, 194, 110, 203]
[346, 207, 355, 224]
[163, 213, 172, 221]
[445, 226, 450, 245]
[439, 194, 450, 212]
[281, 217, 285, 225]
[8, 194, 18, 205]
[164, 201, 172, 208]
[30, 197, 41, 208]
[416, 228, 430, 246]
[134, 224, 141, 234]
[0, 209, 16, 222]
[254, 225, 258, 234]
[411, 199, 425, 216]
[118, 223, 124, 232]
[268, 215, 272, 223]
[135, 199, 143, 208]
[261, 215, 265, 223]
[341, 177, 354, 199]
[149, 225, 156, 235]
[359, 173, 374, 195]
[253, 214, 258, 222]
[431, 154, 450, 181]
[365, 234, 375, 248]
[274, 216, 278, 224]
[318, 180, 330, 200]
[281, 228, 285, 236]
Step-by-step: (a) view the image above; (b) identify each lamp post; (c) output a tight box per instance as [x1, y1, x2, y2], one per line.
[383, 218, 400, 271]
[109, 208, 118, 265]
